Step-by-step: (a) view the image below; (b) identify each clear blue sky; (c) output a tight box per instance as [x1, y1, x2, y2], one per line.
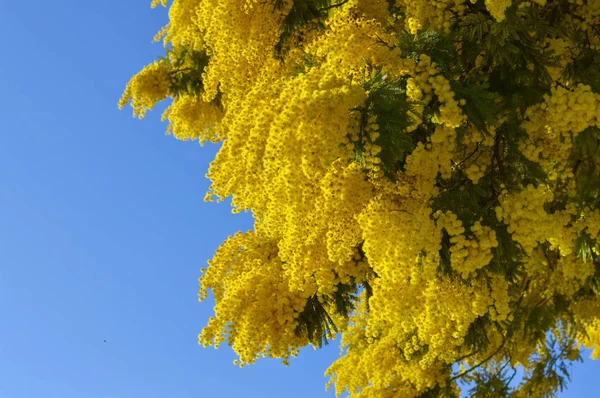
[0, 1, 597, 397]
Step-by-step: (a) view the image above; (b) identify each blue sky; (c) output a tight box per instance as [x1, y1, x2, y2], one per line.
[0, 1, 597, 397]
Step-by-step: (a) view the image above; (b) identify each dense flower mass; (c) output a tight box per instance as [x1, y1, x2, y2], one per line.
[121, 0, 600, 396]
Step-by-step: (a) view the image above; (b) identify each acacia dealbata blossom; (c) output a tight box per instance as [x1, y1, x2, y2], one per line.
[120, 0, 600, 396]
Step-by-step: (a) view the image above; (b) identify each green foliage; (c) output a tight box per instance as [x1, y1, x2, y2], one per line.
[577, 231, 596, 265]
[466, 366, 515, 398]
[516, 335, 581, 398]
[294, 281, 358, 347]
[359, 69, 417, 177]
[295, 294, 340, 347]
[565, 47, 600, 93]
[290, 51, 317, 75]
[463, 315, 493, 354]
[397, 28, 459, 76]
[274, 0, 349, 56]
[451, 78, 503, 135]
[417, 383, 459, 398]
[161, 47, 211, 97]
[572, 127, 600, 206]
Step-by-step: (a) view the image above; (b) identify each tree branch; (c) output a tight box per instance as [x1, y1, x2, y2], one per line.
[319, 0, 349, 12]
[456, 142, 481, 169]
[450, 336, 506, 381]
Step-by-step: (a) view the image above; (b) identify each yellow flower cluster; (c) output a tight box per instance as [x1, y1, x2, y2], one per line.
[544, 37, 577, 82]
[305, 3, 406, 81]
[152, 0, 205, 51]
[582, 208, 600, 240]
[153, 0, 294, 103]
[118, 61, 171, 118]
[579, 319, 600, 359]
[437, 213, 498, 278]
[540, 84, 600, 135]
[352, 0, 393, 25]
[551, 253, 596, 297]
[495, 185, 572, 255]
[406, 53, 467, 129]
[405, 77, 425, 131]
[404, 56, 436, 133]
[495, 185, 598, 299]
[162, 95, 224, 143]
[489, 274, 511, 321]
[199, 0, 294, 101]
[150, 0, 166, 8]
[430, 73, 466, 128]
[458, 122, 496, 185]
[484, 0, 513, 22]
[205, 65, 372, 301]
[521, 84, 600, 179]
[398, 0, 468, 33]
[318, 160, 374, 267]
[568, 0, 600, 36]
[403, 54, 467, 183]
[326, 273, 507, 395]
[199, 230, 309, 364]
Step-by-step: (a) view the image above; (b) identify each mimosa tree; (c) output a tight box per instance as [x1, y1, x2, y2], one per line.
[120, 1, 600, 396]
